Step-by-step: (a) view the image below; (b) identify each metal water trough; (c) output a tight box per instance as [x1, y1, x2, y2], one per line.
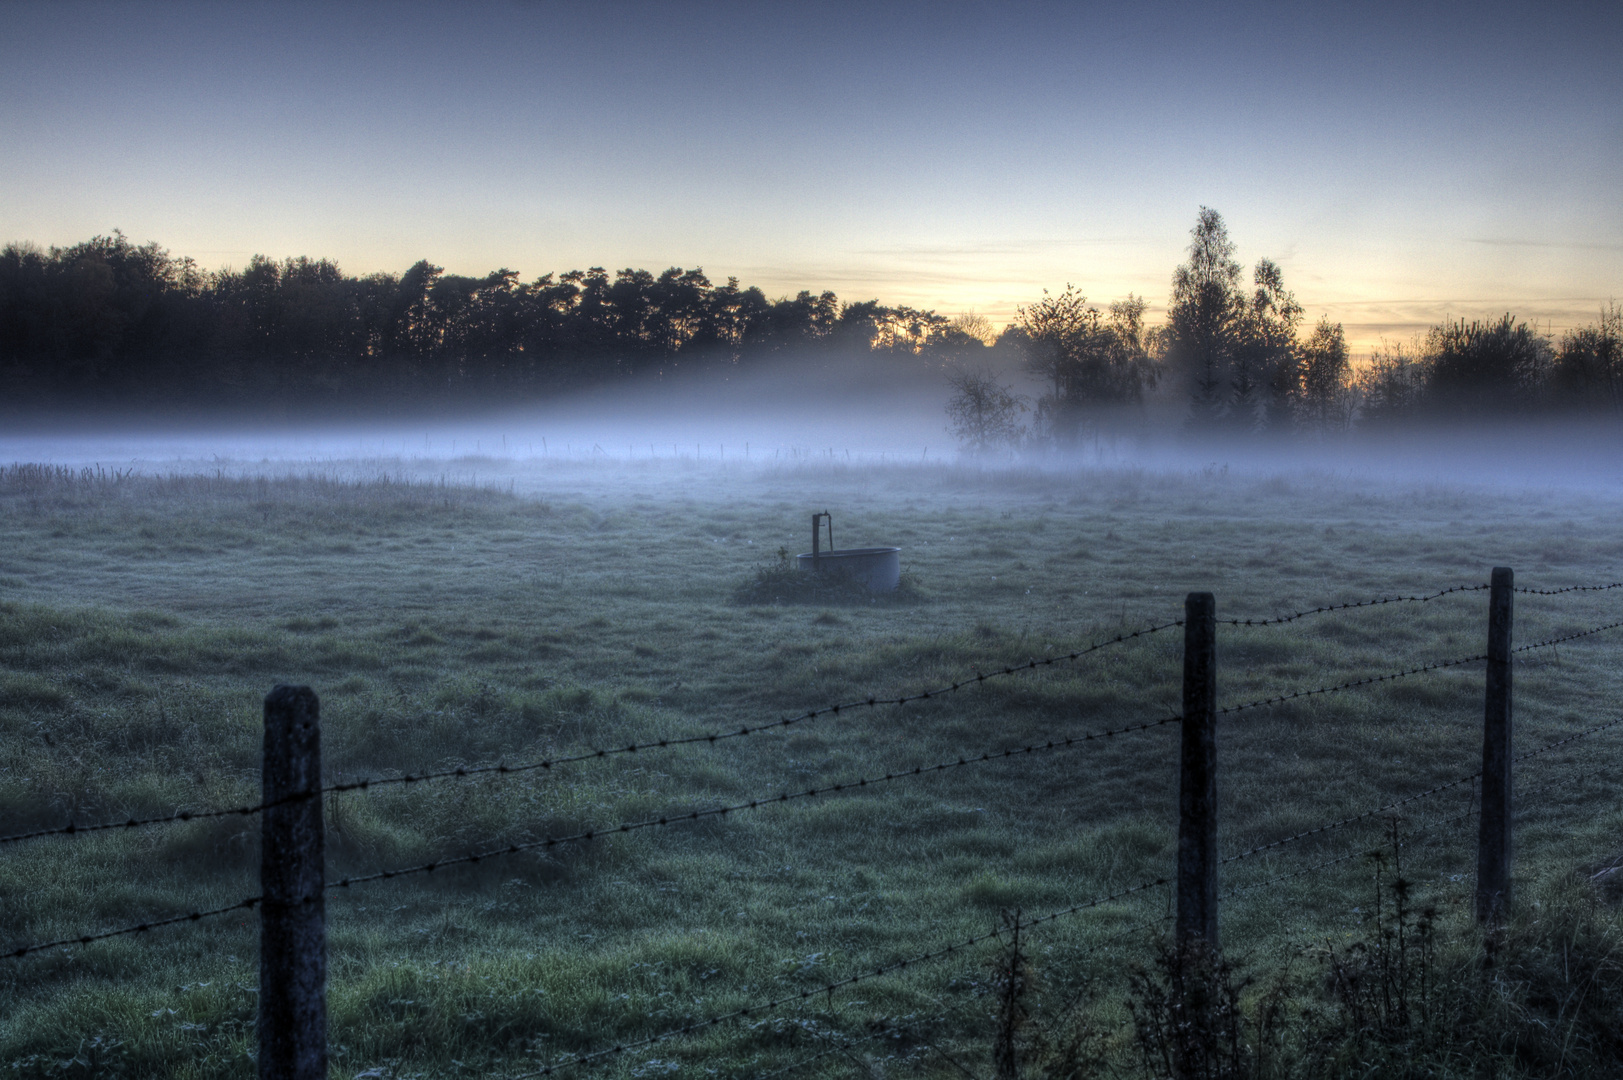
[795, 511, 901, 591]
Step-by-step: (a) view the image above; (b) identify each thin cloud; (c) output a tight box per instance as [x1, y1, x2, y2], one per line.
[1299, 296, 1618, 308]
[734, 264, 1151, 291]
[1465, 237, 1623, 252]
[854, 237, 1158, 257]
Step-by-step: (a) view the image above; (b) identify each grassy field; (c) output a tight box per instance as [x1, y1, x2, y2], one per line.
[1, 457, 1621, 1078]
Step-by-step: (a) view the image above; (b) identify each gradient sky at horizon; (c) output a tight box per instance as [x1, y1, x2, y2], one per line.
[2, 0, 1619, 354]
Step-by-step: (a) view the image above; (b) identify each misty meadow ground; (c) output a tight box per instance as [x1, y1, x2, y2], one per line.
[1, 459, 1621, 1078]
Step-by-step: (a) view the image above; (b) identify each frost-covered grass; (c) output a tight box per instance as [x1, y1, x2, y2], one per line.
[1, 459, 1621, 1077]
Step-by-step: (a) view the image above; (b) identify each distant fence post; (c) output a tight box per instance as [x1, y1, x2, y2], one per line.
[1178, 592, 1218, 947]
[1476, 567, 1514, 924]
[260, 685, 326, 1080]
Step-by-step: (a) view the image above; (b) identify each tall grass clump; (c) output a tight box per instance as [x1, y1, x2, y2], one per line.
[1102, 851, 1623, 1079]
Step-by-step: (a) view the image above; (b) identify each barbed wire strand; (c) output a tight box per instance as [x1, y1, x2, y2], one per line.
[1032, 751, 1593, 1023]
[1024, 754, 1607, 1015]
[1513, 760, 1620, 809]
[1220, 773, 1480, 868]
[1217, 652, 1488, 717]
[1221, 584, 1488, 627]
[1223, 807, 1480, 901]
[929, 1041, 989, 1080]
[847, 1020, 984, 1080]
[1185, 578, 1621, 627]
[0, 620, 1188, 849]
[1512, 620, 1623, 654]
[1, 896, 261, 959]
[1022, 882, 1176, 1042]
[0, 801, 281, 847]
[1514, 713, 1623, 766]
[760, 1013, 969, 1080]
[11, 722, 1612, 1076]
[1516, 582, 1623, 596]
[324, 620, 1185, 777]
[1028, 796, 1485, 1035]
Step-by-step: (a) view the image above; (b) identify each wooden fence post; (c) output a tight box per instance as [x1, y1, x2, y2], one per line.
[1476, 567, 1514, 924]
[1178, 592, 1218, 946]
[260, 685, 326, 1080]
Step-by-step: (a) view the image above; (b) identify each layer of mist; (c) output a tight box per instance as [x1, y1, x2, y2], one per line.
[3, 349, 1620, 495]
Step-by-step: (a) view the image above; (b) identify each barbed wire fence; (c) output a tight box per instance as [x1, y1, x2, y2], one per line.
[3, 568, 1622, 1079]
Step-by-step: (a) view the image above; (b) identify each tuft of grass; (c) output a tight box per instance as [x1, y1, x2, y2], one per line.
[0, 672, 68, 709]
[962, 871, 1029, 910]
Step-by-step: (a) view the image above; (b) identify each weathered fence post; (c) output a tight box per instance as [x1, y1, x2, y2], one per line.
[1476, 567, 1514, 924]
[260, 685, 326, 1080]
[1178, 592, 1218, 946]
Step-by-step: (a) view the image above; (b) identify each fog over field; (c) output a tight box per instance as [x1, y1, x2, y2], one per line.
[5, 353, 1622, 496]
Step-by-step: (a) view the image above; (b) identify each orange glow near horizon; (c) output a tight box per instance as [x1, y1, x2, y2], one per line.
[5, 4, 1615, 365]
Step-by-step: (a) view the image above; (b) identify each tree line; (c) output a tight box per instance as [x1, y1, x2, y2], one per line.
[0, 232, 983, 408]
[956, 208, 1621, 449]
[3, 221, 1617, 430]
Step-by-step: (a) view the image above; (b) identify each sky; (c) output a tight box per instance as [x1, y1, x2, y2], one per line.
[1, 0, 1619, 354]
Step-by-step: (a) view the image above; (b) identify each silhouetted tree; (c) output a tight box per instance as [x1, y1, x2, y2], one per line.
[1015, 286, 1156, 443]
[1164, 208, 1244, 432]
[1355, 339, 1429, 426]
[705, 277, 774, 359]
[1423, 314, 1551, 418]
[1094, 294, 1158, 422]
[945, 367, 1027, 452]
[763, 289, 840, 349]
[949, 311, 996, 346]
[0, 232, 204, 399]
[1295, 316, 1353, 432]
[385, 258, 446, 369]
[869, 305, 951, 356]
[1236, 258, 1304, 432]
[1552, 302, 1622, 414]
[916, 315, 992, 371]
[1017, 284, 1092, 414]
